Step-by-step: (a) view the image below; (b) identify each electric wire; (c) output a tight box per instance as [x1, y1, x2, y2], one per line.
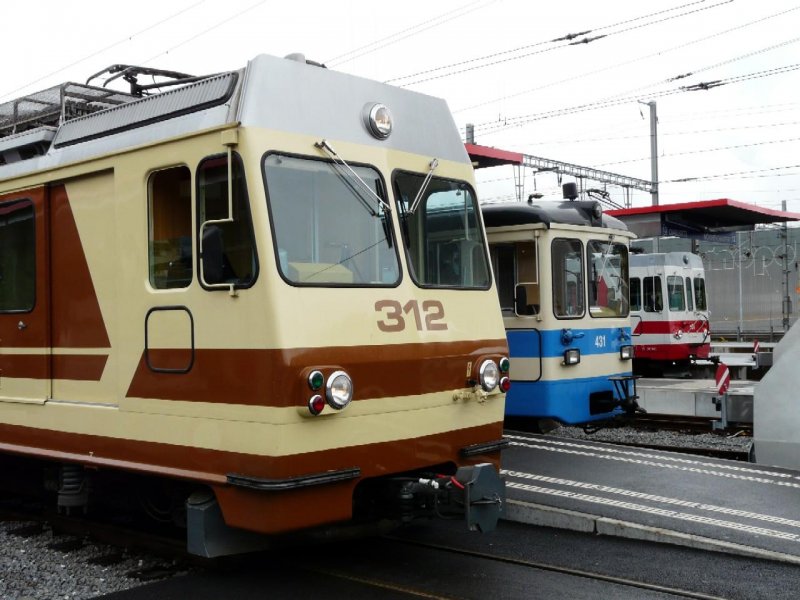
[0, 0, 206, 101]
[469, 61, 800, 138]
[387, 0, 731, 86]
[453, 5, 800, 115]
[595, 135, 800, 168]
[324, 0, 497, 67]
[140, 0, 268, 66]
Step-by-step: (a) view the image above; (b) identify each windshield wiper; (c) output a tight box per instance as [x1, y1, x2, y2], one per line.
[315, 139, 391, 214]
[408, 158, 439, 214]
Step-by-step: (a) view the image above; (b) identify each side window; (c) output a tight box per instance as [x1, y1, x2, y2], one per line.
[643, 276, 663, 312]
[0, 200, 35, 311]
[148, 167, 192, 289]
[552, 238, 584, 318]
[667, 275, 685, 311]
[685, 276, 694, 311]
[630, 277, 641, 311]
[197, 153, 258, 288]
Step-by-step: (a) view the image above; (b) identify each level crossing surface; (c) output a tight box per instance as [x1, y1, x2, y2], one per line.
[502, 431, 800, 562]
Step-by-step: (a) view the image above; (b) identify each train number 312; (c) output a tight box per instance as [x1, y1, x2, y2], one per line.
[375, 300, 448, 332]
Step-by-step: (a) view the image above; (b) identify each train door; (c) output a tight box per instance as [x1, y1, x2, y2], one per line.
[0, 187, 51, 403]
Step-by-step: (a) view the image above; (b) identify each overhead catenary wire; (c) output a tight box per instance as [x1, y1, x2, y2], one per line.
[140, 0, 268, 66]
[452, 4, 800, 115]
[386, 0, 731, 87]
[594, 135, 800, 168]
[468, 62, 800, 138]
[0, 0, 206, 101]
[324, 0, 497, 67]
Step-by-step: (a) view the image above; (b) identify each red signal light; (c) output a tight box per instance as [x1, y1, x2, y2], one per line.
[308, 395, 325, 416]
[499, 377, 511, 393]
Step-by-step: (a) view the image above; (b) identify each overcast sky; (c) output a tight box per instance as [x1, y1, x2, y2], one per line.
[3, 1, 799, 212]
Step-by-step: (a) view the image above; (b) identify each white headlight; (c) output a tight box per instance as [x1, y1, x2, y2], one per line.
[563, 348, 581, 365]
[365, 103, 392, 139]
[478, 360, 500, 392]
[620, 345, 634, 360]
[326, 370, 353, 409]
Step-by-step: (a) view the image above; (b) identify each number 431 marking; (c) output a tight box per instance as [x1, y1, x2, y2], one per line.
[375, 299, 448, 332]
[594, 335, 607, 348]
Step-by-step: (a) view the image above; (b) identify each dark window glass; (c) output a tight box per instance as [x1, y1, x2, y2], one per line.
[694, 277, 707, 310]
[552, 238, 584, 318]
[148, 166, 192, 289]
[643, 276, 663, 312]
[667, 275, 685, 311]
[630, 277, 641, 311]
[264, 154, 398, 286]
[685, 276, 694, 311]
[0, 200, 35, 311]
[198, 153, 258, 288]
[394, 172, 489, 289]
[587, 240, 629, 318]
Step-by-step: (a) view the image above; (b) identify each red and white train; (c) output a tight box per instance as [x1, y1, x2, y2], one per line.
[629, 251, 710, 371]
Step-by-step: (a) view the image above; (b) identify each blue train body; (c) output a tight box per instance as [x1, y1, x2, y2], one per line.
[483, 198, 638, 424]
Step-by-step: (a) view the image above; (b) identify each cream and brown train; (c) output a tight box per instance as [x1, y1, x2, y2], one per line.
[0, 54, 509, 556]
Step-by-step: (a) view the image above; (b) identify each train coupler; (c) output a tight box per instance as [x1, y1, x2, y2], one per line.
[373, 463, 505, 533]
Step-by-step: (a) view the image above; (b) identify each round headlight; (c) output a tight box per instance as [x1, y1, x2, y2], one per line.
[326, 370, 353, 409]
[365, 103, 392, 139]
[478, 360, 500, 392]
[592, 202, 602, 220]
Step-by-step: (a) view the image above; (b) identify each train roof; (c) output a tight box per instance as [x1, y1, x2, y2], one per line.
[0, 54, 468, 181]
[481, 200, 629, 231]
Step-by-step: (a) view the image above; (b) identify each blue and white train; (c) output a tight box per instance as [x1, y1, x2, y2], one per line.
[482, 188, 639, 426]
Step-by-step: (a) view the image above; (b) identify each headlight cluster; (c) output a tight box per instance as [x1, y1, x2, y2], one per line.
[619, 344, 634, 360]
[306, 369, 354, 416]
[478, 357, 511, 393]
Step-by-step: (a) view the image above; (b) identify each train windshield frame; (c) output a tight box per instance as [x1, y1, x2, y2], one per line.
[552, 238, 585, 319]
[262, 153, 401, 287]
[587, 240, 629, 318]
[393, 171, 490, 290]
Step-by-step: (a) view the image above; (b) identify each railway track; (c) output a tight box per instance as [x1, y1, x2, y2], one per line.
[355, 537, 730, 600]
[629, 413, 752, 435]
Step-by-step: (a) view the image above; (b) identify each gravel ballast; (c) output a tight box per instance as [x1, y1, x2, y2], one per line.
[0, 521, 182, 600]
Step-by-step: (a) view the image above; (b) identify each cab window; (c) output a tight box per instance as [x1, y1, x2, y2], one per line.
[587, 240, 628, 318]
[552, 238, 584, 318]
[643, 276, 663, 312]
[630, 277, 641, 311]
[264, 153, 399, 286]
[667, 275, 685, 311]
[197, 153, 258, 288]
[394, 172, 489, 289]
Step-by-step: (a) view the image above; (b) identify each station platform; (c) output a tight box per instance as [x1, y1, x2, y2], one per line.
[501, 431, 800, 565]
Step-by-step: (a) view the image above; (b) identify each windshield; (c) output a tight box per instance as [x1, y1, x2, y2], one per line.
[393, 172, 490, 289]
[588, 240, 629, 318]
[263, 154, 399, 286]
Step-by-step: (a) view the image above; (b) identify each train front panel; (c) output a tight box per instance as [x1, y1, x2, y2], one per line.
[484, 203, 637, 425]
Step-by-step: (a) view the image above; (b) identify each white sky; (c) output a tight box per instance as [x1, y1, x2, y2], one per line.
[3, 0, 800, 212]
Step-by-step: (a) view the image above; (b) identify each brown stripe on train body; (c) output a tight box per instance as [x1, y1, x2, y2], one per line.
[126, 340, 508, 406]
